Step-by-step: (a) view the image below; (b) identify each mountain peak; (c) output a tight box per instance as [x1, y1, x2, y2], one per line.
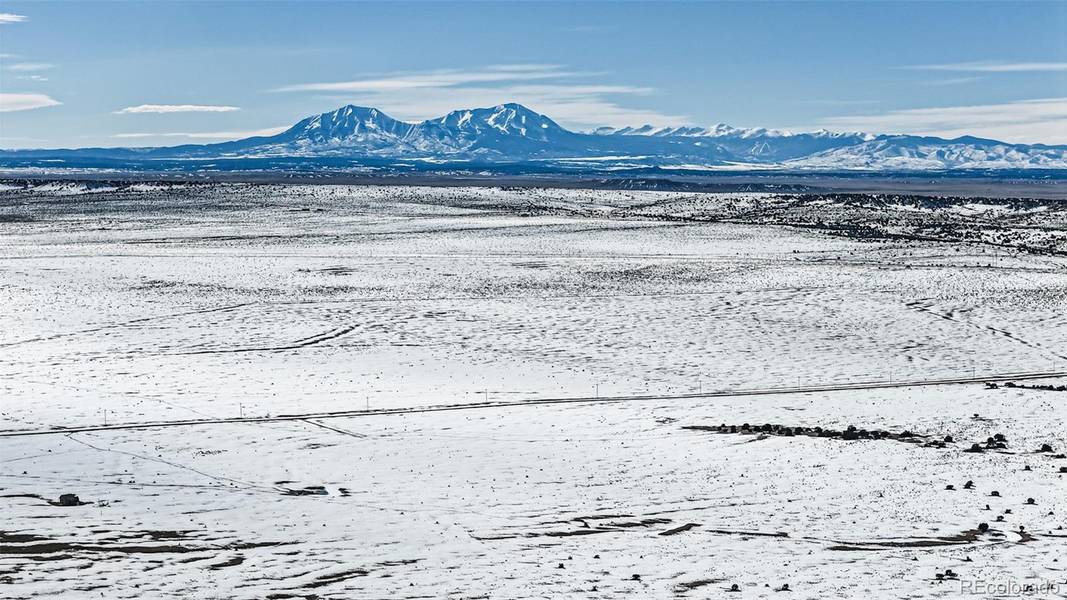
[496, 101, 532, 111]
[280, 104, 413, 146]
[305, 104, 392, 124]
[432, 103, 565, 140]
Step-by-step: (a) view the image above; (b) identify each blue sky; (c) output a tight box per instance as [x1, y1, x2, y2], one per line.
[1, 1, 1065, 148]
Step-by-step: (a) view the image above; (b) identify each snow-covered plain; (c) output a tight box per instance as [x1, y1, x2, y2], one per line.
[1, 184, 1065, 598]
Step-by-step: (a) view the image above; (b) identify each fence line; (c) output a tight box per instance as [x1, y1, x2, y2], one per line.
[1, 369, 1063, 438]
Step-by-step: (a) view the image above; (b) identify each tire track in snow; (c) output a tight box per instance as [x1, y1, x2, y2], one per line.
[0, 302, 253, 349]
[905, 299, 1067, 360]
[175, 325, 357, 355]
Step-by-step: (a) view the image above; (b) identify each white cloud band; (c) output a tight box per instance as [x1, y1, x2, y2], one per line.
[0, 92, 61, 113]
[6, 62, 54, 72]
[274, 64, 687, 128]
[116, 104, 241, 114]
[907, 61, 1067, 73]
[113, 126, 288, 140]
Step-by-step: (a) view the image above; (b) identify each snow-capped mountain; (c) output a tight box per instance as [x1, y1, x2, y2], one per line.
[193, 103, 590, 159]
[430, 104, 568, 141]
[273, 105, 416, 149]
[591, 124, 877, 162]
[783, 135, 1067, 170]
[407, 104, 585, 156]
[2, 103, 1065, 171]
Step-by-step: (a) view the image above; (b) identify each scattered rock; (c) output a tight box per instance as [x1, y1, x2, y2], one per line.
[282, 486, 328, 496]
[684, 423, 935, 445]
[983, 437, 1007, 449]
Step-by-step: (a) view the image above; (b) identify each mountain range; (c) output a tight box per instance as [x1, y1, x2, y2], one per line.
[3, 103, 1066, 171]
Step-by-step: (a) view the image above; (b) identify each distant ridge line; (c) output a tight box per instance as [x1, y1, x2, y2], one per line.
[2, 102, 1066, 170]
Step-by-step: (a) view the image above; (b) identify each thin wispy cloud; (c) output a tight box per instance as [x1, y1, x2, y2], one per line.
[925, 76, 984, 86]
[277, 64, 687, 128]
[116, 104, 241, 114]
[6, 62, 54, 72]
[486, 64, 564, 73]
[0, 13, 27, 24]
[113, 126, 288, 140]
[804, 99, 880, 106]
[274, 64, 584, 93]
[819, 97, 1067, 145]
[0, 92, 61, 112]
[906, 61, 1067, 73]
